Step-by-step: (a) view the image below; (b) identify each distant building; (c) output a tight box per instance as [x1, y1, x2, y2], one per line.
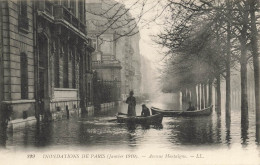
[131, 33, 142, 97]
[140, 55, 156, 96]
[86, 0, 142, 103]
[0, 0, 94, 124]
[116, 33, 142, 99]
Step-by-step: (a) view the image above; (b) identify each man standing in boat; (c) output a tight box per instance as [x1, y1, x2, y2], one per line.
[126, 91, 136, 116]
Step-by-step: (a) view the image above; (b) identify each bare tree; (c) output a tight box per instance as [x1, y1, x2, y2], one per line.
[85, 0, 166, 41]
[249, 0, 260, 127]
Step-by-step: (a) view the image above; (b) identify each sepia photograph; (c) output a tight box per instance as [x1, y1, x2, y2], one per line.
[0, 0, 260, 164]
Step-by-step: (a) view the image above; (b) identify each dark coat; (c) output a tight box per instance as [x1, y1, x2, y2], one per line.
[141, 106, 150, 117]
[126, 96, 136, 116]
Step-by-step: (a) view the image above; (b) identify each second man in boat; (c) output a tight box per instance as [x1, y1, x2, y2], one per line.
[141, 104, 151, 117]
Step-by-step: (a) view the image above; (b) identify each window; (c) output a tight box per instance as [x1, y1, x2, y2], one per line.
[70, 0, 76, 15]
[54, 50, 60, 88]
[62, 0, 69, 8]
[18, 0, 29, 32]
[88, 82, 91, 101]
[20, 53, 28, 99]
[72, 51, 76, 88]
[88, 54, 91, 71]
[97, 53, 101, 61]
[78, 0, 84, 22]
[63, 45, 69, 88]
[92, 39, 97, 50]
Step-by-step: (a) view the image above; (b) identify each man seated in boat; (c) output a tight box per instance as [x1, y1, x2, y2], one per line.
[187, 101, 196, 111]
[126, 91, 136, 116]
[141, 104, 150, 117]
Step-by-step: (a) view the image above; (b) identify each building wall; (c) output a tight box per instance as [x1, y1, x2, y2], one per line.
[0, 0, 94, 123]
[0, 0, 35, 121]
[0, 1, 4, 115]
[141, 55, 156, 95]
[131, 33, 141, 96]
[86, 0, 142, 101]
[86, 1, 122, 104]
[36, 0, 94, 118]
[116, 34, 141, 99]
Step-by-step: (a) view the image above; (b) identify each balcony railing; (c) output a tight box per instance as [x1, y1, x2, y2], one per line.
[38, 0, 53, 16]
[92, 60, 122, 68]
[54, 5, 86, 33]
[38, 1, 86, 34]
[45, 0, 53, 15]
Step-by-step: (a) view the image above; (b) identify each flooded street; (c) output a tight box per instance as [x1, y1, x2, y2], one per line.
[0, 94, 260, 155]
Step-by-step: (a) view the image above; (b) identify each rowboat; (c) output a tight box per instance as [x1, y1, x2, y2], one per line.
[116, 113, 163, 125]
[151, 105, 213, 117]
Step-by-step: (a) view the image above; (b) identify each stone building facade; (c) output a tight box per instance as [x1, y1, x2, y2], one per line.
[86, 0, 142, 102]
[0, 1, 36, 123]
[91, 33, 122, 106]
[86, 0, 122, 106]
[116, 33, 142, 100]
[0, 0, 94, 124]
[132, 34, 142, 97]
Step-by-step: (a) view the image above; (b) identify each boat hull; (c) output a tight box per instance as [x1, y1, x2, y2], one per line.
[151, 105, 213, 117]
[116, 114, 163, 125]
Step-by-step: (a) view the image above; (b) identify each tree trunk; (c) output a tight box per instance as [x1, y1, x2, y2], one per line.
[191, 85, 197, 109]
[189, 89, 192, 102]
[216, 74, 221, 114]
[198, 84, 201, 110]
[240, 0, 250, 122]
[226, 16, 231, 118]
[249, 0, 260, 128]
[240, 25, 248, 121]
[187, 88, 191, 102]
[208, 80, 213, 106]
[204, 83, 208, 108]
[202, 84, 205, 109]
[182, 89, 185, 103]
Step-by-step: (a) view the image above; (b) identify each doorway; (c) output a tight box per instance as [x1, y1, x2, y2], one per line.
[37, 35, 49, 115]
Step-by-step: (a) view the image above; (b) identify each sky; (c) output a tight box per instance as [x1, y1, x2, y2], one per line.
[112, 0, 169, 94]
[117, 0, 168, 65]
[120, 0, 169, 93]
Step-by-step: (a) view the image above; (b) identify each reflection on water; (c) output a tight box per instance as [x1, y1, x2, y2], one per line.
[0, 95, 259, 152]
[216, 114, 222, 143]
[257, 124, 260, 144]
[241, 116, 249, 147]
[225, 116, 231, 146]
[0, 125, 7, 148]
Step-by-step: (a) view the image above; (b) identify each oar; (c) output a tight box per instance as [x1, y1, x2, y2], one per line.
[107, 112, 127, 122]
[117, 112, 128, 115]
[108, 119, 117, 122]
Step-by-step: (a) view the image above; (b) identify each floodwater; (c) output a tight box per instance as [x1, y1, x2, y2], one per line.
[0, 93, 260, 163]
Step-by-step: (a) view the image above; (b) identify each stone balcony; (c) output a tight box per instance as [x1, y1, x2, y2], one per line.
[92, 60, 122, 69]
[53, 5, 86, 33]
[37, 0, 86, 34]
